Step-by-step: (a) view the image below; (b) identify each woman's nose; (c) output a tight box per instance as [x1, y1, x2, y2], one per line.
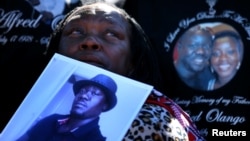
[79, 35, 101, 51]
[219, 52, 228, 61]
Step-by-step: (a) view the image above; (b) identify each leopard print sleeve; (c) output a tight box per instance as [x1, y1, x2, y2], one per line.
[122, 89, 206, 141]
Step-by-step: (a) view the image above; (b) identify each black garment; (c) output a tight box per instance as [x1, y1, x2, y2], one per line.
[24, 114, 106, 141]
[0, 0, 50, 131]
[123, 0, 250, 140]
[0, 0, 81, 132]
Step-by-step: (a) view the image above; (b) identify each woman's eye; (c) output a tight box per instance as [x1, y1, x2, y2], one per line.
[106, 32, 116, 37]
[70, 30, 82, 35]
[227, 49, 236, 55]
[212, 51, 220, 57]
[105, 29, 120, 37]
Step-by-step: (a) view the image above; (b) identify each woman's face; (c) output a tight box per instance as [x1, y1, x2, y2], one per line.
[211, 37, 241, 79]
[58, 4, 132, 75]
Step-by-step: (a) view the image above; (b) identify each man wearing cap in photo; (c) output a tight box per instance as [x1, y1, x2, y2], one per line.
[17, 74, 117, 141]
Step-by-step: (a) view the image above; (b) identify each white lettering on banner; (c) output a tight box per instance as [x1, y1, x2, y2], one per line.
[0, 9, 42, 34]
[1, 35, 49, 46]
[51, 15, 65, 30]
[173, 96, 249, 126]
[174, 96, 250, 107]
[232, 96, 250, 104]
[221, 99, 230, 106]
[10, 35, 18, 42]
[187, 109, 246, 126]
[179, 17, 196, 28]
[206, 108, 245, 125]
[190, 111, 203, 122]
[215, 97, 223, 105]
[164, 8, 250, 51]
[221, 10, 248, 24]
[199, 128, 208, 137]
[197, 12, 214, 19]
[0, 35, 8, 45]
[18, 35, 33, 42]
[164, 28, 180, 51]
[40, 37, 50, 45]
[0, 9, 59, 46]
[172, 98, 191, 107]
[192, 96, 215, 106]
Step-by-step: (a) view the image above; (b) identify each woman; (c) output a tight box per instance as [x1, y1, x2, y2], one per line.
[45, 2, 205, 140]
[208, 30, 243, 90]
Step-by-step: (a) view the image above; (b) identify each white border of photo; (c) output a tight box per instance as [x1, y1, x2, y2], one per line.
[0, 53, 153, 141]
